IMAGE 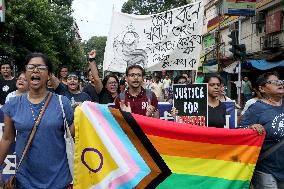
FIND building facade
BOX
[201,0,284,100]
[202,0,284,69]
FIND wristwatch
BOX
[88,57,96,62]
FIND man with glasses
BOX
[114,65,159,118]
[0,63,17,106]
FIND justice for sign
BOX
[174,87,204,99]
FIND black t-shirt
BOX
[62,90,92,103]
[47,83,67,94]
[60,82,67,89]
[208,102,226,128]
[99,88,115,104]
[0,77,17,105]
[82,84,99,103]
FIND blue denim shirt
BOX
[2,93,73,188]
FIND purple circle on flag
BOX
[81,148,103,173]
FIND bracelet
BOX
[88,57,96,62]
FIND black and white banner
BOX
[103,1,204,72]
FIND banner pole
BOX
[237,18,242,107]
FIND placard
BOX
[173,84,208,126]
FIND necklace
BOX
[28,93,48,122]
[263,97,282,106]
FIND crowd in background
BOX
[0,51,283,188]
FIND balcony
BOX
[260,35,281,50]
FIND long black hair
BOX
[102,74,120,93]
[203,73,223,84]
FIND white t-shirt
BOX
[233,81,244,93]
[163,79,171,89]
[151,82,164,101]
[5,91,17,103]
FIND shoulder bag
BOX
[4,92,52,189]
[258,138,284,161]
[249,138,284,189]
[58,95,74,179]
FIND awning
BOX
[247,59,284,70]
[223,61,239,73]
[223,59,284,73]
[202,60,218,73]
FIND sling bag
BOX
[258,138,284,161]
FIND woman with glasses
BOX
[240,71,284,189]
[88,50,120,104]
[5,71,29,103]
[0,52,74,188]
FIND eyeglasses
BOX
[26,64,48,72]
[107,81,118,85]
[1,66,11,70]
[128,73,142,78]
[265,80,284,86]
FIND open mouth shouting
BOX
[68,82,78,91]
[30,75,41,86]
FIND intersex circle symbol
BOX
[81,148,103,173]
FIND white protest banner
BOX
[0,0,5,22]
[103,1,204,73]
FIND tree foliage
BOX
[0,0,85,73]
[121,0,190,15]
[84,36,107,77]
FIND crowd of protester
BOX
[0,50,283,188]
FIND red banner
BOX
[266,11,282,34]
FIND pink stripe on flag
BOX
[87,103,140,188]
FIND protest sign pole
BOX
[237,18,242,106]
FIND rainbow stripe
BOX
[74,102,264,189]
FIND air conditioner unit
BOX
[262,36,280,50]
[273,38,280,47]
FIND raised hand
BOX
[170,106,178,116]
[88,49,96,59]
[146,99,156,117]
[119,100,132,113]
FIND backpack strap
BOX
[120,89,152,103]
[146,89,153,103]
[119,92,126,101]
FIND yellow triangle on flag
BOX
[74,108,119,189]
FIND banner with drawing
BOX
[103,1,204,73]
[173,83,208,127]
